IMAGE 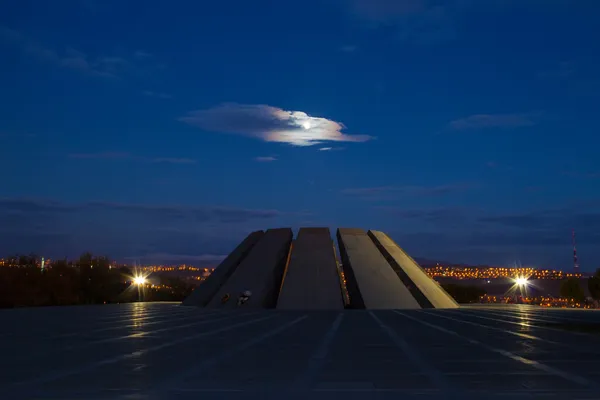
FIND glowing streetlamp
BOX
[133,276,147,285]
[515,277,528,286]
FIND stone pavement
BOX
[1,303,599,399]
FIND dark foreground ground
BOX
[1,303,600,400]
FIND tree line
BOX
[0,253,195,308]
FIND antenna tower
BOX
[572,228,580,274]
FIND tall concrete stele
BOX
[182,227,458,310]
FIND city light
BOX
[424,265,582,280]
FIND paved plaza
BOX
[1,302,600,399]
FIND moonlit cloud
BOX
[255,156,277,162]
[179,103,373,146]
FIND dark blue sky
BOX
[2,0,600,269]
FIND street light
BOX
[515,277,528,286]
[133,276,147,285]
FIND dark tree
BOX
[0,253,192,308]
[588,269,600,301]
[560,278,585,302]
[441,283,485,303]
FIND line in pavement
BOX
[465,308,589,324]
[468,308,600,324]
[454,309,598,339]
[54,310,223,339]
[17,311,261,362]
[153,314,309,392]
[393,310,597,389]
[421,310,600,356]
[6,313,279,391]
[369,311,456,394]
[292,313,344,390]
[0,307,203,339]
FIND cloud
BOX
[142,90,172,99]
[69,152,131,160]
[537,61,575,79]
[448,113,536,130]
[134,50,152,58]
[255,156,277,162]
[152,158,196,164]
[0,26,115,77]
[179,103,373,147]
[561,171,600,180]
[0,198,301,263]
[339,45,358,52]
[319,146,345,152]
[349,0,427,22]
[0,132,37,139]
[0,26,159,78]
[378,203,600,268]
[68,152,196,164]
[347,0,456,45]
[378,204,600,240]
[342,184,472,197]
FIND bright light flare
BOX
[515,277,528,286]
[133,276,147,285]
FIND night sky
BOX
[1,0,600,270]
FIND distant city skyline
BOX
[2,1,600,270]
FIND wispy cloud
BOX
[537,61,575,79]
[152,158,196,164]
[342,184,472,197]
[142,90,172,99]
[69,152,131,159]
[349,0,427,22]
[561,171,600,180]
[134,50,152,58]
[339,45,358,52]
[347,0,455,45]
[0,132,37,139]
[255,156,277,162]
[0,26,158,78]
[68,152,196,164]
[179,103,373,147]
[0,197,305,263]
[448,113,536,131]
